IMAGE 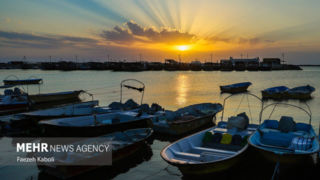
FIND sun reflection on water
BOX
[176,74,189,106]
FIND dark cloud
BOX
[101,26,136,43]
[209,36,273,45]
[100,21,195,44]
[0,30,99,49]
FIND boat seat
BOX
[193,145,237,155]
[202,142,243,152]
[169,149,201,161]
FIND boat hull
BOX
[173,145,248,175]
[261,91,285,99]
[252,145,315,164]
[0,103,29,115]
[220,86,250,94]
[41,118,153,137]
[285,92,312,100]
[29,91,82,104]
[262,91,312,100]
[38,129,152,179]
[153,114,215,136]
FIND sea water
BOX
[0,67,319,179]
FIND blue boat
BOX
[286,85,315,99]
[220,82,252,93]
[261,86,289,99]
[248,103,319,164]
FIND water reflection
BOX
[38,144,153,180]
[176,74,189,106]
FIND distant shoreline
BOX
[299,65,320,66]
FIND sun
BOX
[176,45,190,51]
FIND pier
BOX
[0,57,302,71]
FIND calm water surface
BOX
[0,67,319,179]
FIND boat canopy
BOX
[3,78,43,85]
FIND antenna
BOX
[241,53,243,59]
[139,53,142,62]
[178,54,181,63]
[49,56,52,63]
[281,53,285,64]
[211,53,213,63]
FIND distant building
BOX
[220,57,260,66]
[263,58,282,70]
[262,58,281,65]
[165,59,178,64]
[190,60,202,65]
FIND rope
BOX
[268,103,278,120]
[272,161,280,180]
[246,94,253,122]
[234,94,245,115]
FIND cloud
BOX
[0,30,99,49]
[100,21,196,45]
[209,36,273,45]
[101,26,136,43]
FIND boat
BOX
[37,128,153,179]
[161,93,261,175]
[39,111,154,137]
[152,103,223,136]
[220,82,252,93]
[0,87,29,115]
[2,75,83,105]
[21,100,107,119]
[261,86,289,99]
[286,85,315,99]
[248,102,319,164]
[28,90,83,104]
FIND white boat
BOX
[39,111,154,137]
[161,93,261,175]
[152,103,223,136]
[0,87,29,115]
[28,90,83,104]
[21,100,108,119]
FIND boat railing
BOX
[258,102,312,125]
[3,75,43,93]
[80,91,94,101]
[221,92,264,124]
[120,79,145,105]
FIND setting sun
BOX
[176,45,190,51]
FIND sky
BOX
[0,0,320,64]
